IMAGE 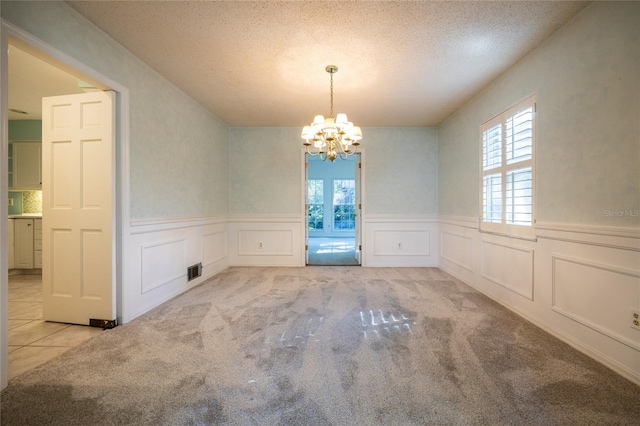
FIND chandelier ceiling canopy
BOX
[301,65,362,162]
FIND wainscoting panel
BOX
[141,239,185,295]
[228,215,304,266]
[202,230,228,268]
[123,216,229,323]
[238,230,293,256]
[364,216,438,267]
[372,230,430,256]
[437,215,640,385]
[552,255,640,351]
[480,239,534,300]
[440,230,473,272]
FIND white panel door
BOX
[42,91,115,325]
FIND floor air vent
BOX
[188,263,202,281]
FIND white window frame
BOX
[480,94,536,240]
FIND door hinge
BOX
[358,163,361,169]
[358,203,361,210]
[305,245,308,251]
[305,163,308,169]
[359,245,362,251]
[90,318,117,329]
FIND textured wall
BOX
[229,127,438,216]
[229,127,302,215]
[2,1,229,219]
[365,127,438,215]
[438,1,640,227]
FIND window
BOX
[333,179,356,230]
[481,95,535,239]
[307,180,324,230]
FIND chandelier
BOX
[301,65,362,162]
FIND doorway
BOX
[2,24,127,389]
[305,153,362,266]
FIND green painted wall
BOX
[8,120,41,141]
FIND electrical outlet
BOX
[398,243,402,249]
[632,309,640,331]
[8,198,14,206]
[259,242,263,249]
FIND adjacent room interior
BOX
[1,1,639,424]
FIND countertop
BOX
[8,213,42,219]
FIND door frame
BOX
[0,19,131,389]
[300,149,365,266]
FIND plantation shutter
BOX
[481,95,536,239]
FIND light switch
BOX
[8,198,13,206]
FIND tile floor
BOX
[7,274,104,380]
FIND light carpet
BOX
[2,266,639,425]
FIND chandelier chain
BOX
[329,71,334,119]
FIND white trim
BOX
[438,215,479,229]
[301,148,366,266]
[536,222,640,251]
[130,215,227,234]
[0,20,9,391]
[536,222,640,238]
[228,214,303,223]
[366,214,437,223]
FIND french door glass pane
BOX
[333,180,355,230]
[308,180,323,230]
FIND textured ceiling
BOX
[66,1,589,127]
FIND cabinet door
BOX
[13,142,42,189]
[8,219,15,269]
[34,219,43,269]
[14,219,34,269]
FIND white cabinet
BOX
[12,141,42,189]
[8,219,15,269]
[34,219,43,268]
[14,219,35,269]
[11,218,43,270]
